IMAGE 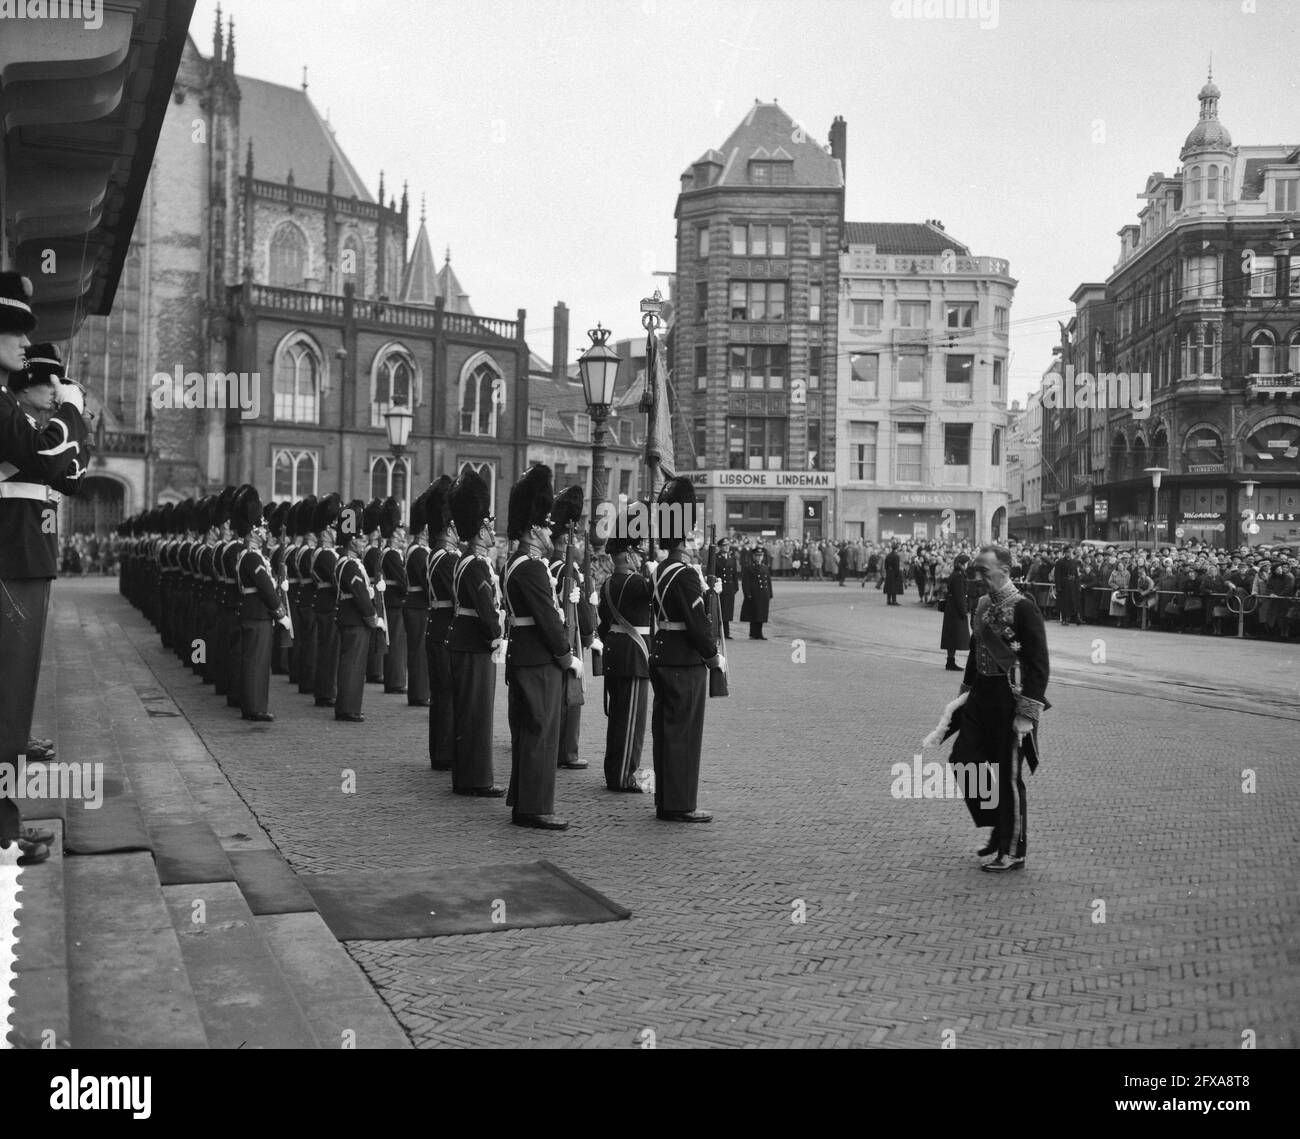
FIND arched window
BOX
[1288,330,1300,374]
[1222,167,1230,202]
[458,460,497,522]
[369,455,411,513]
[459,356,504,436]
[272,449,318,501]
[1241,415,1300,474]
[1250,329,1276,376]
[341,233,364,295]
[1207,164,1219,201]
[1188,166,1201,203]
[269,222,308,287]
[1182,424,1225,471]
[273,333,322,422]
[370,346,418,428]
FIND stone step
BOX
[7,819,69,1049]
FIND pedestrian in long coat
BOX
[941,553,971,668]
[883,543,904,604]
[740,545,773,638]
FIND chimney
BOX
[829,115,847,178]
[552,302,569,382]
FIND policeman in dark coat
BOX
[311,493,343,707]
[446,468,504,796]
[502,464,582,830]
[333,498,378,722]
[1052,548,1082,625]
[0,284,89,864]
[649,477,725,822]
[549,486,594,771]
[717,537,739,640]
[423,476,458,770]
[949,544,1051,872]
[598,511,653,792]
[941,553,971,670]
[740,543,773,639]
[232,485,285,721]
[378,497,408,693]
[402,486,433,707]
[883,541,904,604]
[294,494,320,696]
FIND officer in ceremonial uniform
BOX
[295,494,320,695]
[649,477,726,822]
[598,512,653,792]
[740,543,773,640]
[282,501,305,684]
[209,488,237,695]
[172,500,196,668]
[717,537,739,641]
[502,464,582,830]
[362,499,386,684]
[445,468,505,796]
[423,475,458,769]
[220,493,246,708]
[312,493,343,707]
[268,502,292,675]
[402,486,433,707]
[548,486,594,771]
[949,544,1051,873]
[194,497,221,684]
[378,497,408,693]
[0,275,89,864]
[232,485,285,721]
[333,499,378,722]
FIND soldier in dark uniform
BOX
[194,497,221,684]
[649,478,726,822]
[232,485,285,721]
[598,511,653,792]
[0,279,89,863]
[334,498,378,722]
[717,537,739,640]
[740,543,773,639]
[941,553,971,670]
[423,476,458,770]
[402,486,433,707]
[379,497,408,693]
[883,541,904,605]
[1052,547,1082,626]
[446,468,504,796]
[311,493,343,708]
[282,501,305,685]
[502,464,582,830]
[295,494,320,695]
[220,495,245,709]
[949,544,1051,872]
[362,499,386,684]
[172,500,196,668]
[268,501,292,675]
[548,486,593,771]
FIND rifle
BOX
[583,529,603,676]
[705,524,729,697]
[562,520,585,707]
[372,550,390,649]
[276,558,295,642]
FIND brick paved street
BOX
[76,578,1300,1048]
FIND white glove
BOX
[590,637,604,654]
[568,585,581,605]
[713,579,723,594]
[589,590,599,607]
[375,578,386,593]
[711,654,727,672]
[569,656,585,679]
[56,380,85,413]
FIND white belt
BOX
[506,615,535,627]
[429,600,454,609]
[456,606,485,617]
[240,587,258,594]
[658,621,687,631]
[610,625,651,635]
[0,482,61,503]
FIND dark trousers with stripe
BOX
[336,623,369,716]
[383,594,407,690]
[0,580,50,843]
[366,620,384,682]
[212,608,231,694]
[272,620,289,675]
[297,605,317,693]
[427,636,455,769]
[650,664,707,813]
[603,675,648,790]
[315,612,339,702]
[198,598,219,681]
[286,599,301,684]
[449,650,496,790]
[952,678,1028,859]
[225,609,243,707]
[403,606,429,703]
[240,620,272,716]
[159,577,173,648]
[556,700,582,766]
[506,664,561,816]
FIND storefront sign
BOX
[1062,494,1093,515]
[1094,499,1109,521]
[1257,512,1297,522]
[1181,512,1223,520]
[688,471,836,489]
[1186,463,1225,474]
[897,492,956,505]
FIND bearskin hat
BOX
[313,492,342,535]
[606,505,647,557]
[507,464,554,541]
[449,467,492,541]
[337,498,367,547]
[408,486,430,536]
[174,498,196,535]
[426,475,454,536]
[215,485,237,528]
[548,485,584,543]
[232,484,263,538]
[362,498,382,536]
[262,501,277,526]
[158,502,175,535]
[297,494,318,537]
[656,476,697,547]
[271,500,291,535]
[379,496,402,539]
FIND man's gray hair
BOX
[978,544,1014,571]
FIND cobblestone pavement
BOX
[81,577,1299,1048]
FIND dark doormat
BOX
[228,849,318,915]
[149,820,235,885]
[299,860,631,940]
[63,776,152,856]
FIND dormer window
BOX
[749,160,792,185]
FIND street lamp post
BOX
[1144,466,1167,553]
[1238,478,1260,549]
[578,323,621,552]
[383,397,414,513]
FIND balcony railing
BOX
[97,430,146,456]
[246,285,346,319]
[1247,373,1300,397]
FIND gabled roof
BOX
[843,222,970,256]
[237,74,373,201]
[685,101,843,189]
[435,256,473,315]
[400,219,439,304]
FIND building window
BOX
[994,306,1009,333]
[697,225,710,258]
[725,498,786,532]
[272,449,318,501]
[748,160,792,185]
[993,358,1005,390]
[808,345,821,390]
[898,301,928,328]
[850,352,879,396]
[1274,178,1299,213]
[370,349,415,428]
[727,416,787,470]
[1188,165,1201,203]
[696,280,708,321]
[341,233,364,295]
[944,423,972,466]
[807,419,820,471]
[573,413,591,443]
[619,468,632,498]
[695,345,708,390]
[694,417,706,468]
[1250,329,1277,375]
[850,300,882,328]
[369,455,410,507]
[848,421,877,481]
[1290,331,1300,374]
[945,302,976,330]
[1248,255,1277,298]
[946,354,974,385]
[273,333,322,422]
[268,222,308,287]
[1200,326,1217,375]
[732,223,788,257]
[728,344,788,390]
[528,406,545,435]
[1207,164,1219,201]
[809,283,822,322]
[458,460,497,519]
[809,225,823,257]
[991,427,1002,466]
[896,423,924,482]
[897,354,924,395]
[460,358,503,435]
[1291,262,1300,297]
[729,280,786,321]
[1184,254,1218,299]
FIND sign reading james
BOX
[686,471,836,489]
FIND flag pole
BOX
[640,289,665,557]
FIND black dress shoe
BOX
[978,833,1000,857]
[334,712,365,723]
[455,785,506,797]
[945,661,962,671]
[656,809,713,823]
[226,698,242,709]
[314,697,336,708]
[607,784,645,793]
[558,760,588,770]
[410,698,431,707]
[430,762,452,771]
[981,854,1024,873]
[511,813,569,830]
[385,686,407,694]
[242,712,275,722]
